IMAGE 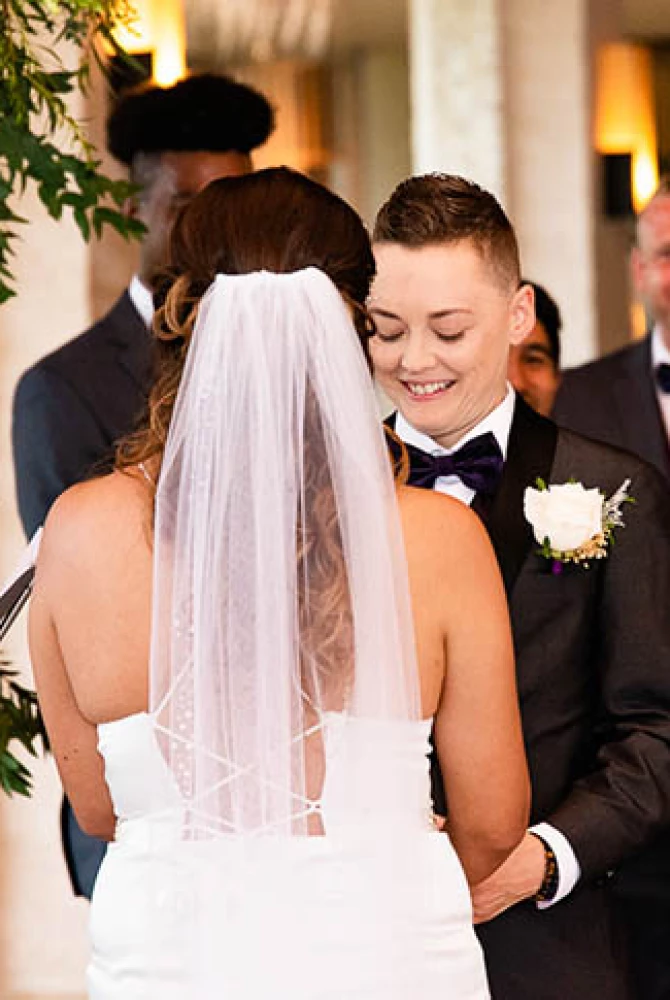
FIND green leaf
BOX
[0,659,48,797]
[73,204,90,240]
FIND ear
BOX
[508,283,535,347]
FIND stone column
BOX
[501,0,600,366]
[409,0,507,201]
[0,49,93,1000]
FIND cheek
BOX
[647,264,670,293]
[369,341,401,375]
[528,368,559,398]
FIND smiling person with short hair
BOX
[370,172,670,1000]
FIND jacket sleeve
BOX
[547,461,670,880]
[11,364,110,538]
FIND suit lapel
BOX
[108,291,154,394]
[612,336,670,478]
[486,397,558,596]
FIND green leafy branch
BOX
[0,662,48,797]
[0,0,146,302]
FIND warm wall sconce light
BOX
[595,42,659,215]
[151,0,187,87]
[112,0,186,88]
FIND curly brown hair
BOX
[116,167,391,707]
[117,167,376,475]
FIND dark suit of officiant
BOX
[553,334,670,482]
[12,290,152,898]
[394,396,670,999]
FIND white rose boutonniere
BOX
[523,478,634,572]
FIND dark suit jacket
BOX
[12,290,153,898]
[553,334,670,482]
[394,398,670,999]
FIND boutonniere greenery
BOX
[523,478,634,572]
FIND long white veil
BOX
[149,267,420,842]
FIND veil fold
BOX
[149,267,420,840]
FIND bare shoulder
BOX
[39,469,152,576]
[396,484,490,558]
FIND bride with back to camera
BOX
[29,166,529,998]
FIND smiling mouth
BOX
[402,380,455,398]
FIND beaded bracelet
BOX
[531,833,559,902]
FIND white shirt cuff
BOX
[530,822,581,909]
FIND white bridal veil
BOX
[149,267,420,841]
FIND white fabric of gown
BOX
[87,711,490,999]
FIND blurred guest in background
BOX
[552,176,670,1000]
[553,178,670,483]
[507,281,561,416]
[11,72,274,901]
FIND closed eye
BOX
[434,330,465,343]
[374,329,405,343]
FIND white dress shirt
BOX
[395,385,580,907]
[128,274,154,328]
[651,325,670,440]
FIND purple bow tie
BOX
[405,431,504,495]
[656,363,670,394]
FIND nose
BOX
[399,329,437,373]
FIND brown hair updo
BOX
[117,166,376,474]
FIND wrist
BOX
[530,832,559,902]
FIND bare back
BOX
[30,471,528,876]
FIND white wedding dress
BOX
[87,709,490,999]
[84,269,491,999]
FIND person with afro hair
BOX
[11,73,274,901]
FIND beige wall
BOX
[331,47,412,226]
[0,192,90,998]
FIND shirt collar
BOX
[128,275,154,329]
[651,324,670,368]
[395,384,516,459]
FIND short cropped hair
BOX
[373,174,520,290]
[107,73,275,167]
[524,280,562,368]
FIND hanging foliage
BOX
[0,0,145,303]
[0,1,144,796]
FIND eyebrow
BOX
[368,306,473,320]
[522,342,552,356]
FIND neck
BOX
[431,388,508,451]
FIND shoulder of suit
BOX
[560,337,648,389]
[18,292,145,386]
[555,422,659,487]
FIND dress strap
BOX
[137,462,154,486]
